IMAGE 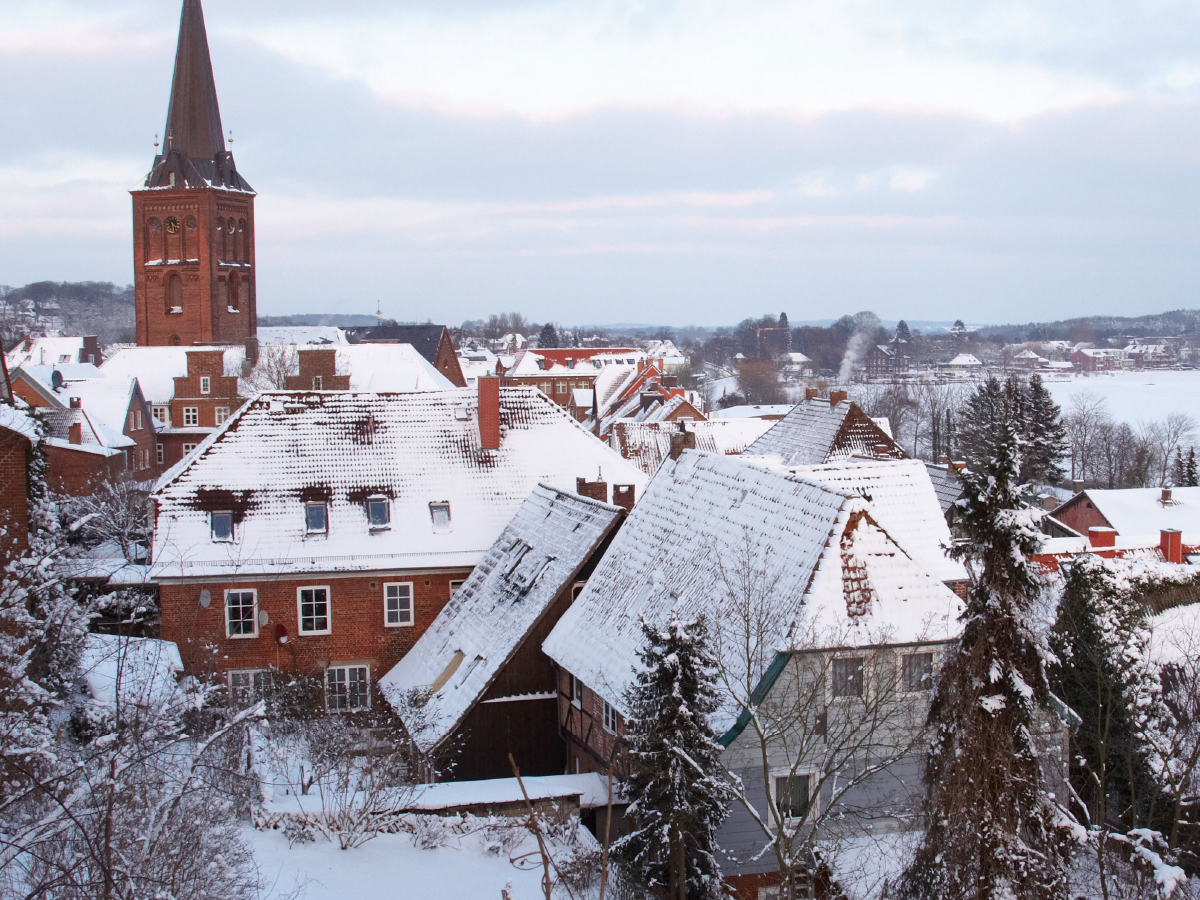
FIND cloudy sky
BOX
[3,0,1200,326]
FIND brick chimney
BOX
[69,397,81,409]
[612,484,635,513]
[874,443,891,459]
[68,423,82,445]
[669,421,697,460]
[1161,528,1183,564]
[805,387,819,401]
[829,390,847,407]
[1072,479,1085,494]
[576,476,608,504]
[1162,487,1174,505]
[1088,526,1116,548]
[478,376,500,450]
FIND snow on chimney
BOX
[576,475,608,504]
[612,484,635,513]
[1162,487,1174,505]
[874,444,891,459]
[1161,528,1183,564]
[669,421,697,460]
[1088,526,1116,549]
[69,397,81,409]
[805,387,819,401]
[829,390,847,407]
[1072,479,1085,494]
[478,376,500,450]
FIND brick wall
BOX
[169,350,243,429]
[0,427,31,553]
[509,375,598,407]
[1052,493,1111,536]
[285,349,350,390]
[43,444,124,496]
[558,667,625,775]
[160,568,473,680]
[435,331,468,387]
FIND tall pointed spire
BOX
[144,0,252,191]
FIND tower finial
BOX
[154,133,159,151]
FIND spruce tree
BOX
[779,312,791,353]
[537,322,559,349]
[1187,448,1199,487]
[1023,375,1067,484]
[953,376,1007,474]
[1173,450,1186,487]
[898,422,1072,900]
[897,320,912,342]
[614,617,730,900]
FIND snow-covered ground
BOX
[1041,371,1200,425]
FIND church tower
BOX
[132,0,257,356]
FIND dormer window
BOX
[368,497,390,529]
[430,501,451,533]
[306,502,328,534]
[200,376,211,395]
[211,511,233,542]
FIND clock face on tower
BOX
[165,216,181,234]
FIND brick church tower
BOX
[132,0,257,357]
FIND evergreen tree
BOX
[614,617,730,900]
[779,312,791,353]
[957,376,1066,484]
[1173,450,1186,487]
[1187,448,1199,487]
[898,422,1072,900]
[953,376,1008,474]
[537,322,559,349]
[1023,375,1068,484]
[896,320,912,342]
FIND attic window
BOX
[430,502,451,533]
[306,502,328,534]
[368,497,390,529]
[504,541,531,577]
[211,511,233,542]
[312,376,323,390]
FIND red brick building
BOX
[132,0,257,356]
[503,348,645,407]
[150,381,648,706]
[0,357,38,554]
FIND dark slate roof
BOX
[744,397,904,466]
[352,324,448,364]
[142,0,252,192]
[923,462,964,514]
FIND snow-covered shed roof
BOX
[257,325,347,346]
[610,419,774,476]
[151,387,648,578]
[784,459,966,583]
[5,336,94,369]
[1073,487,1200,543]
[0,404,41,444]
[542,452,962,724]
[331,345,453,392]
[101,346,246,404]
[380,485,624,752]
[79,633,182,707]
[743,397,903,466]
[570,388,593,408]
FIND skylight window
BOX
[430,501,451,533]
[306,502,328,534]
[210,511,233,542]
[368,497,390,529]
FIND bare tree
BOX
[1156,413,1196,487]
[245,343,298,392]
[1065,391,1109,483]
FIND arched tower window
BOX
[228,272,240,311]
[166,274,183,314]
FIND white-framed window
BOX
[127,412,135,431]
[603,700,617,733]
[901,651,935,693]
[225,589,257,638]
[200,376,211,394]
[325,665,369,711]
[182,442,197,454]
[87,353,95,364]
[831,655,865,699]
[211,511,233,542]
[569,674,583,709]
[769,770,815,824]
[135,410,143,430]
[312,375,323,390]
[429,501,451,533]
[297,586,331,634]
[539,381,551,395]
[156,443,164,465]
[368,496,390,529]
[152,405,168,424]
[215,406,231,425]
[305,502,328,534]
[384,582,413,627]
[556,382,567,394]
[449,579,465,598]
[229,668,272,703]
[183,406,199,426]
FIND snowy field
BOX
[1041,371,1200,424]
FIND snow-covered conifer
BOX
[1024,374,1068,484]
[537,322,560,349]
[614,617,730,900]
[898,421,1073,900]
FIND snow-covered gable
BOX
[101,346,246,404]
[611,419,774,476]
[948,353,983,367]
[257,325,347,346]
[151,387,648,578]
[57,378,141,448]
[541,452,961,723]
[783,459,967,583]
[380,485,624,752]
[744,398,902,466]
[333,345,453,392]
[1081,487,1200,543]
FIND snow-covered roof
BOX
[610,419,774,476]
[570,388,593,407]
[948,354,982,367]
[1078,487,1200,543]
[380,485,624,752]
[923,463,964,513]
[79,633,182,707]
[0,404,41,444]
[5,336,93,369]
[17,363,104,390]
[710,404,794,420]
[257,325,347,346]
[331,345,454,392]
[743,397,902,466]
[404,773,618,811]
[507,348,645,378]
[542,452,962,724]
[784,459,967,583]
[871,416,893,438]
[101,346,247,404]
[151,387,648,578]
[57,378,139,448]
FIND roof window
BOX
[429,501,452,534]
[211,511,233,542]
[368,497,390,530]
[306,501,328,534]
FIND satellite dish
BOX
[258,610,269,627]
[199,589,211,608]
[51,369,64,391]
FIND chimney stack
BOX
[1161,528,1183,564]
[805,387,819,402]
[612,484,636,513]
[69,397,81,409]
[669,421,697,460]
[1072,479,1085,494]
[576,476,608,504]
[874,444,891,459]
[68,423,82,445]
[829,390,847,407]
[1162,487,1173,505]
[478,376,500,450]
[1088,526,1116,549]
